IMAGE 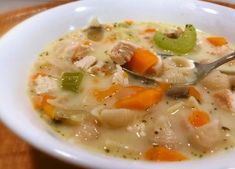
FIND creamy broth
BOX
[29,19,235,161]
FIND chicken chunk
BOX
[213,89,235,113]
[112,65,129,86]
[110,41,136,65]
[146,116,179,148]
[74,55,97,70]
[34,75,57,94]
[201,70,230,90]
[54,39,91,62]
[88,61,115,75]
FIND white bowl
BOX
[0,0,235,168]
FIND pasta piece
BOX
[91,106,137,128]
[74,121,100,141]
[183,117,223,150]
[127,121,146,137]
[160,57,197,84]
[163,56,195,70]
[146,116,179,148]
[161,69,197,84]
[112,65,129,86]
[184,96,200,109]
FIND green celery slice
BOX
[153,24,197,54]
[61,72,83,93]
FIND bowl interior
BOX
[0,0,235,169]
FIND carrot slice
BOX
[144,28,156,33]
[207,37,228,46]
[145,146,187,161]
[124,86,146,93]
[31,72,45,81]
[93,85,122,102]
[189,86,201,102]
[125,20,134,25]
[126,48,158,74]
[43,104,56,119]
[115,88,163,110]
[33,94,56,119]
[188,110,210,127]
[33,96,44,109]
[159,83,171,92]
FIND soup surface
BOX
[29,19,235,161]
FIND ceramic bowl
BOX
[0,0,235,168]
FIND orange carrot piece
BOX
[124,86,146,93]
[125,20,134,25]
[207,37,228,46]
[33,96,44,109]
[126,48,158,74]
[115,88,163,110]
[93,85,122,102]
[144,28,156,33]
[31,72,45,81]
[43,103,56,119]
[159,83,171,92]
[188,110,210,127]
[189,86,201,102]
[145,146,187,161]
[33,94,56,119]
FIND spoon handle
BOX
[197,51,235,76]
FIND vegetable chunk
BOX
[154,24,196,54]
[188,110,210,127]
[115,88,163,110]
[61,72,83,93]
[145,146,187,161]
[207,37,228,46]
[126,48,158,74]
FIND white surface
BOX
[0,0,235,169]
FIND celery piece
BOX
[61,72,83,93]
[154,24,197,54]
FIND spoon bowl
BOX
[123,51,235,85]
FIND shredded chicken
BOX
[110,41,136,65]
[88,61,115,75]
[54,39,92,62]
[112,65,129,86]
[213,89,235,113]
[34,75,57,94]
[74,55,97,70]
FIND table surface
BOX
[0,1,235,169]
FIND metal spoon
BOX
[122,51,235,85]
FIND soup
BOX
[29,19,235,161]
